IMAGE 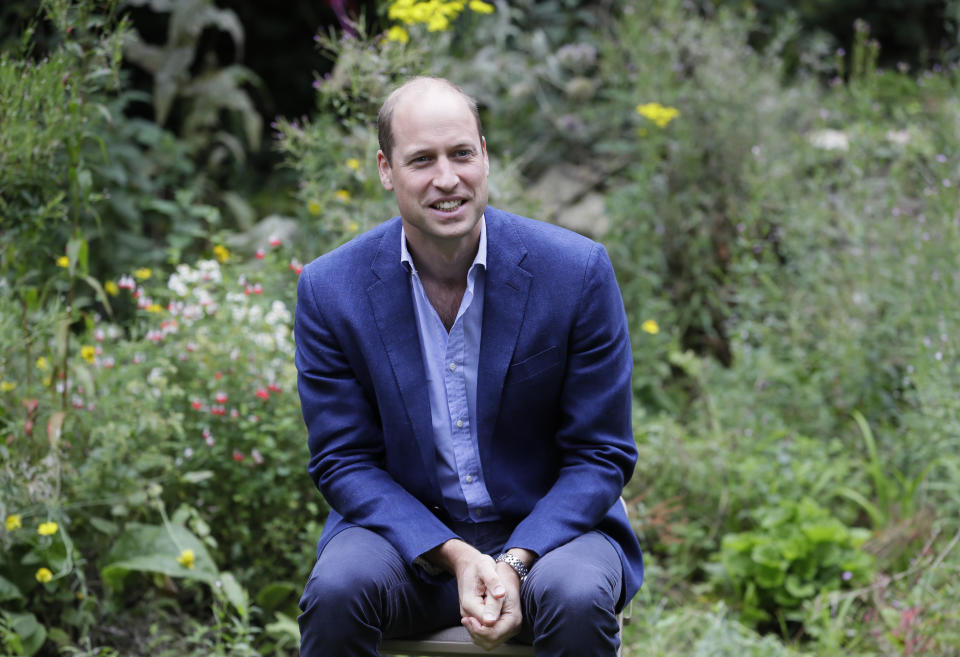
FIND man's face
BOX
[377,86,489,250]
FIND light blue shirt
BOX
[400,219,498,522]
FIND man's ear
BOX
[377,150,394,191]
[481,136,489,176]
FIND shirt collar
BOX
[401,215,487,274]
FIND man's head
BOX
[377,77,484,165]
[376,77,489,253]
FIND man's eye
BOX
[456,150,472,158]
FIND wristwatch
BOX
[495,552,530,582]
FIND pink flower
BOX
[191,399,203,410]
[214,391,228,404]
[232,450,245,462]
[289,259,303,275]
[269,235,282,247]
[255,248,265,260]
[256,388,270,400]
[267,383,282,394]
[215,371,223,380]
[211,405,226,416]
[118,275,136,290]
[251,448,264,465]
[253,283,263,295]
[205,435,215,447]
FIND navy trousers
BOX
[298,521,623,656]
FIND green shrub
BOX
[715,497,874,628]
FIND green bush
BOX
[715,497,874,629]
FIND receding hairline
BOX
[377,76,483,163]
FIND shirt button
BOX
[465,474,474,483]
[456,419,464,428]
[449,362,457,372]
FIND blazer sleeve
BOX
[505,243,636,556]
[295,265,457,567]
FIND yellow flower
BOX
[469,0,495,13]
[0,381,15,392]
[43,377,52,388]
[346,158,361,171]
[335,189,352,202]
[56,256,70,268]
[37,521,58,536]
[104,280,119,296]
[134,268,152,281]
[307,199,323,216]
[177,548,195,570]
[4,514,21,531]
[636,102,680,128]
[641,319,660,335]
[386,25,409,43]
[35,568,53,583]
[347,221,359,233]
[213,245,230,263]
[80,346,96,364]
[36,356,49,370]
[145,304,164,313]
[427,13,450,31]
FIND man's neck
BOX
[404,228,480,287]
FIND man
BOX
[295,76,643,656]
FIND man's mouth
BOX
[431,199,466,211]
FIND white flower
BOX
[168,273,189,297]
[885,129,911,146]
[808,129,849,151]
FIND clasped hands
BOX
[428,539,535,650]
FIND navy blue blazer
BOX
[295,206,644,605]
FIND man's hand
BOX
[424,539,525,648]
[461,560,523,649]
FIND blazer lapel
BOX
[367,220,438,492]
[477,209,532,472]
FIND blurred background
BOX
[1,1,958,655]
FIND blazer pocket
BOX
[507,346,561,385]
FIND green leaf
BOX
[3,611,46,657]
[80,275,112,316]
[0,575,24,603]
[255,581,299,613]
[101,522,218,590]
[181,470,214,483]
[88,517,119,535]
[783,574,817,599]
[264,612,300,643]
[219,572,247,615]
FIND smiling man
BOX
[295,77,643,656]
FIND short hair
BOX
[377,76,484,164]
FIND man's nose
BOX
[432,158,459,190]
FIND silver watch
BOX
[495,552,530,582]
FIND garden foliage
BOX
[2,0,959,655]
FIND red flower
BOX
[191,399,203,410]
[253,283,263,295]
[214,391,228,404]
[267,383,282,394]
[256,388,270,400]
[232,450,245,462]
[269,235,282,247]
[255,248,265,260]
[215,371,223,380]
